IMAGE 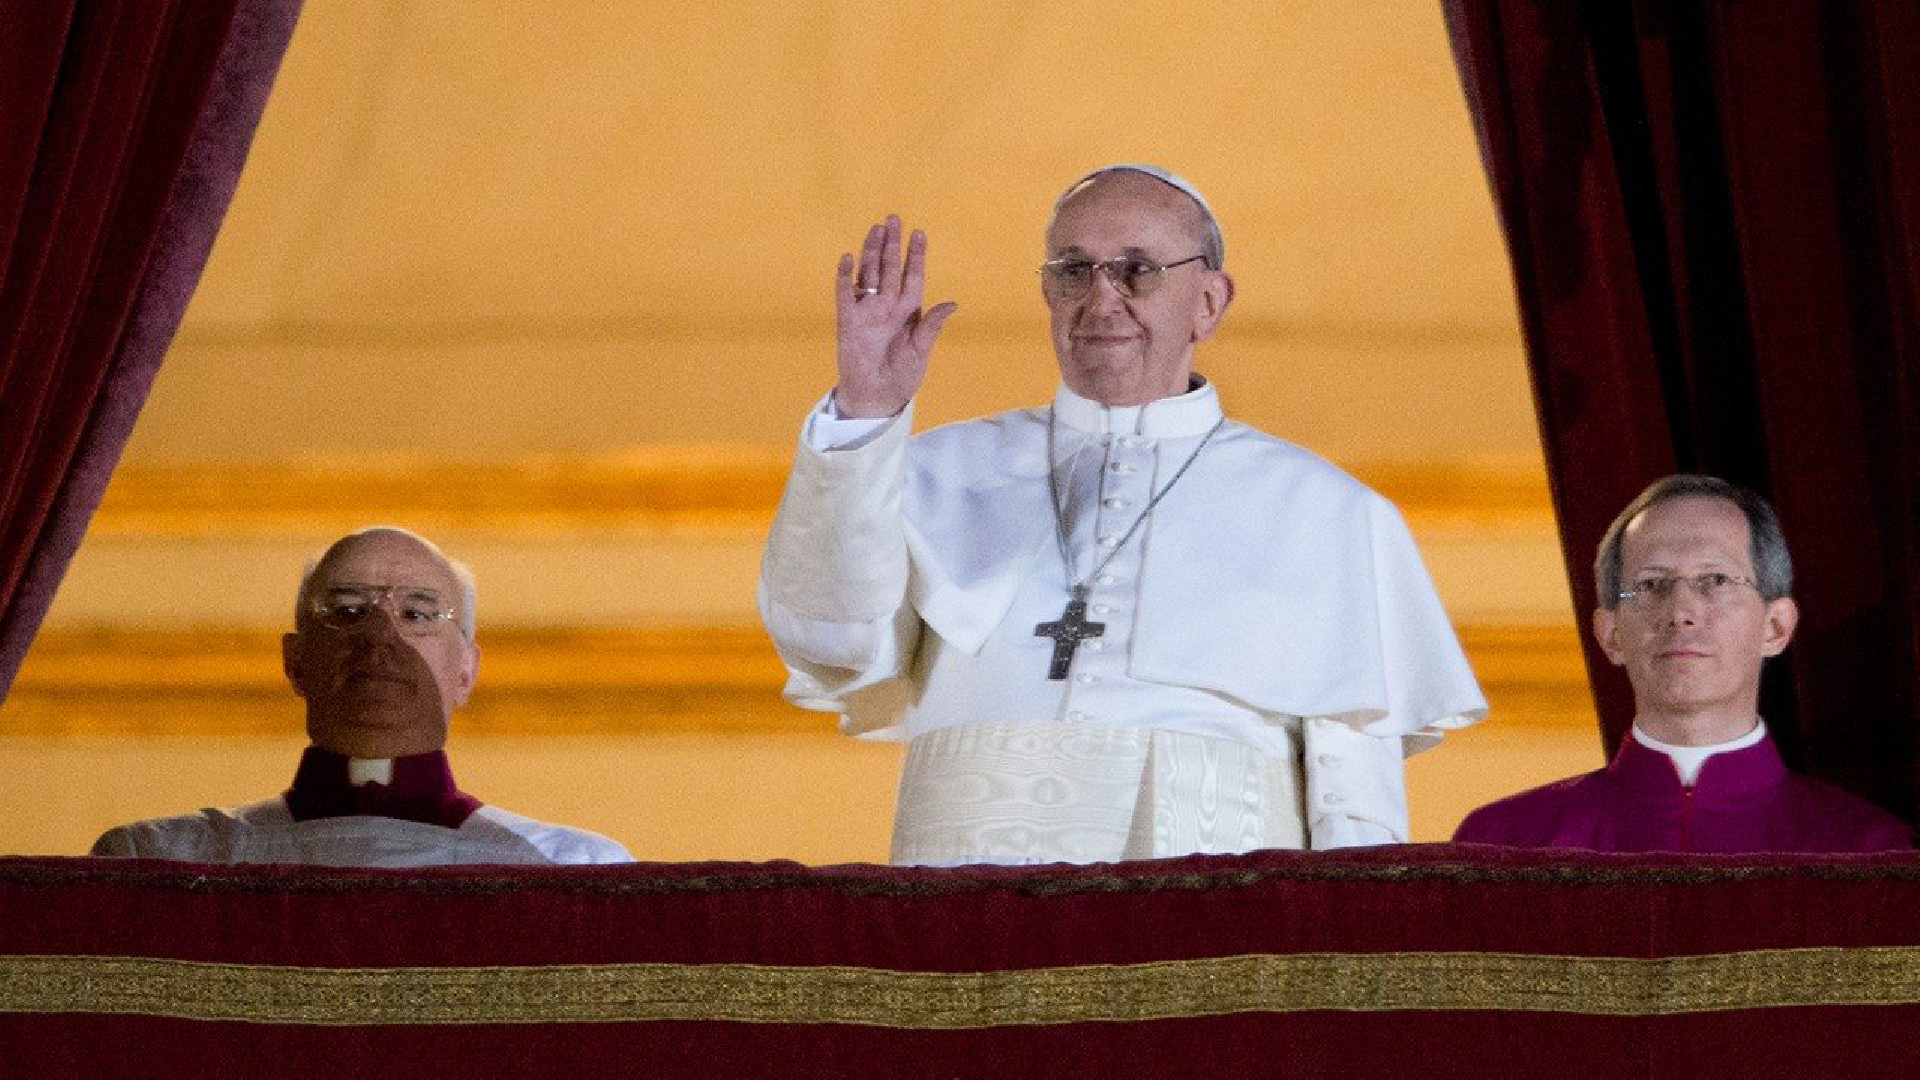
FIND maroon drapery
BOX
[7,848,1920,1078]
[0,0,302,702]
[1445,2,1920,817]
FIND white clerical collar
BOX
[345,758,395,786]
[1632,720,1767,787]
[1051,377,1223,439]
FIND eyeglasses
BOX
[1039,254,1208,301]
[1615,572,1759,609]
[308,583,459,636]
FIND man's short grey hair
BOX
[1049,163,1226,271]
[294,526,478,638]
[1593,474,1793,609]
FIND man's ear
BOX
[1191,271,1235,343]
[1592,607,1626,666]
[282,632,308,698]
[451,640,480,709]
[1761,596,1799,658]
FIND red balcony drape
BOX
[6,847,1920,1078]
[0,0,302,702]
[1444,1,1920,818]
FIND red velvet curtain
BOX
[0,0,302,702]
[1445,1,1920,818]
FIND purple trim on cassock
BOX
[1454,734,1912,853]
[284,748,482,828]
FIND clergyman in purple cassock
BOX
[90,527,630,867]
[1454,475,1910,854]
[1456,721,1908,853]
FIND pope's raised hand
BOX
[833,215,956,418]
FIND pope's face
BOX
[282,530,478,758]
[1593,496,1796,739]
[1045,172,1232,406]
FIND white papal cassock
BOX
[760,378,1485,865]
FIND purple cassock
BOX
[1453,734,1911,853]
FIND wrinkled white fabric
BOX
[893,720,1304,866]
[91,800,631,867]
[761,379,1485,863]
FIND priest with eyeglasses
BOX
[91,527,630,866]
[1454,475,1910,852]
[759,164,1487,866]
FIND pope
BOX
[759,163,1487,865]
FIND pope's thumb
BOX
[914,302,958,352]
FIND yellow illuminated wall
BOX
[0,2,1606,861]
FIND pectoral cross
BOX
[1034,586,1105,680]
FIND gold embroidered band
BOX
[4,948,1919,1027]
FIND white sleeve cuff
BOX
[1308,815,1400,849]
[803,391,901,452]
[1303,716,1410,846]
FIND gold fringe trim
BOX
[5,947,1920,1027]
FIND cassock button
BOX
[1096,574,1117,585]
[1101,497,1127,509]
[1109,462,1135,474]
[1323,792,1345,805]
[1097,536,1118,548]
[1315,754,1341,767]
[1084,640,1104,651]
[1075,673,1095,684]
[1091,604,1112,615]
[1067,711,1087,722]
